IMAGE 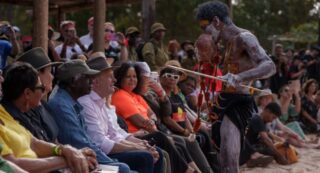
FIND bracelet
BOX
[52,145,62,156]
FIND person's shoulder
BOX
[112,90,130,101]
[80,33,89,40]
[77,94,91,104]
[238,30,257,43]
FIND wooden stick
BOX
[167,65,269,94]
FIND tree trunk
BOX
[32,0,48,51]
[93,0,106,52]
[142,0,155,41]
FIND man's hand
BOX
[80,147,98,171]
[116,32,126,46]
[147,146,159,164]
[61,145,89,173]
[149,80,165,98]
[6,26,16,40]
[220,73,241,87]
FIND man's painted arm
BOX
[237,33,276,82]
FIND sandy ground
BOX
[241,147,320,173]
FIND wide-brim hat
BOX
[16,47,62,70]
[56,59,99,81]
[151,22,166,34]
[126,26,140,36]
[87,54,117,72]
[161,60,187,81]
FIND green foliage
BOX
[233,0,318,49]
[1,0,318,51]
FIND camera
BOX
[0,25,10,35]
[150,71,159,82]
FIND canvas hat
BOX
[87,53,117,72]
[135,62,151,77]
[126,26,139,36]
[161,60,187,81]
[56,59,99,81]
[16,47,62,70]
[151,22,166,34]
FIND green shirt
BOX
[142,38,169,71]
[279,103,299,123]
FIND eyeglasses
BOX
[162,73,180,80]
[34,84,46,93]
[105,29,115,33]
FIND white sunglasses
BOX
[162,73,180,80]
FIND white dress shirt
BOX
[78,91,130,154]
[80,33,93,49]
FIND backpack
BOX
[136,41,158,62]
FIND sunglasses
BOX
[162,73,180,80]
[34,84,46,93]
[105,29,115,33]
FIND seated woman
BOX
[158,65,213,173]
[277,84,305,139]
[112,62,197,173]
[301,79,320,133]
[0,62,96,173]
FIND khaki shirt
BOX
[142,38,169,71]
[128,47,138,62]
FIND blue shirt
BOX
[0,40,12,69]
[48,87,114,164]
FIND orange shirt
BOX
[112,89,151,133]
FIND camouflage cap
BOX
[151,22,166,34]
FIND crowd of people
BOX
[1,1,320,173]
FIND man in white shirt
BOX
[80,17,94,49]
[55,20,86,60]
[78,54,164,173]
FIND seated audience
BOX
[158,65,213,173]
[48,60,132,173]
[78,56,163,173]
[112,62,200,173]
[301,79,320,133]
[0,62,96,172]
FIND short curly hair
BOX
[196,1,231,24]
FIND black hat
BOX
[16,47,62,70]
[181,40,194,50]
[56,59,99,81]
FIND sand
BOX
[241,147,320,173]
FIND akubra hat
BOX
[87,54,118,72]
[16,47,62,70]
